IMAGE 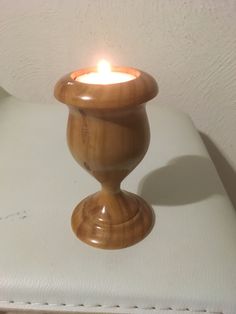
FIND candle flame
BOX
[97,59,111,75]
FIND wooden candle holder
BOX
[54,66,158,249]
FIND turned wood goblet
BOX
[54,66,158,249]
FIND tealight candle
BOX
[76,59,135,84]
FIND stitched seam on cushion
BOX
[0,300,224,313]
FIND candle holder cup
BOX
[54,66,158,249]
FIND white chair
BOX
[0,87,235,314]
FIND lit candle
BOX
[76,60,136,85]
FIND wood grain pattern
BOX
[54,66,157,110]
[54,66,158,249]
[72,191,154,249]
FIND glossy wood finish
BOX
[72,191,154,249]
[54,66,157,110]
[54,66,158,249]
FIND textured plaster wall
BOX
[0,0,235,206]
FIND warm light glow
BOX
[76,59,136,84]
[97,59,111,76]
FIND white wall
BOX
[0,0,235,206]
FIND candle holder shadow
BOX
[54,66,158,249]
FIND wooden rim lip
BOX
[54,66,158,110]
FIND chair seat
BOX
[0,92,235,314]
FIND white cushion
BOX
[0,89,235,314]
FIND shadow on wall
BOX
[138,155,224,206]
[200,132,236,209]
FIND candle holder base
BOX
[71,190,154,249]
